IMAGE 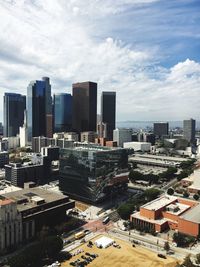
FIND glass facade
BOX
[27,77,52,141]
[101,92,116,141]
[3,93,26,137]
[54,93,72,132]
[59,145,128,203]
[72,82,97,133]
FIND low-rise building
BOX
[1,187,74,251]
[81,131,97,143]
[181,169,200,194]
[113,128,132,147]
[41,146,59,161]
[130,195,200,237]
[123,142,151,152]
[0,151,9,168]
[0,139,8,151]
[2,137,20,150]
[0,197,22,252]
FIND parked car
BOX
[157,254,166,259]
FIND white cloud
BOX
[0,0,199,122]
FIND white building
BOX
[0,198,22,252]
[19,110,28,147]
[53,132,79,141]
[2,137,20,150]
[123,141,151,152]
[113,128,132,147]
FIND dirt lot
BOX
[61,235,179,267]
[75,201,91,211]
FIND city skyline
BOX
[0,0,200,121]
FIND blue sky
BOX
[0,0,200,121]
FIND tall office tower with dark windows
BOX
[3,93,26,137]
[72,81,97,133]
[183,118,196,144]
[101,91,116,140]
[54,93,72,132]
[27,77,52,141]
[153,122,169,138]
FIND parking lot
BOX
[61,235,178,267]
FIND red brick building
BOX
[130,195,200,237]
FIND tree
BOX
[181,255,194,267]
[43,236,63,258]
[173,233,195,248]
[144,188,160,201]
[164,241,170,253]
[8,236,63,267]
[167,188,174,195]
[117,203,135,220]
[195,253,200,265]
[183,191,189,198]
[180,159,196,169]
[193,194,199,201]
[128,170,144,183]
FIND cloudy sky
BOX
[0,0,200,121]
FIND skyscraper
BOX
[101,91,116,140]
[3,93,26,137]
[153,122,169,138]
[19,110,28,147]
[113,128,132,147]
[72,81,97,133]
[54,93,72,132]
[27,77,52,141]
[183,118,196,144]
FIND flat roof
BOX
[133,154,188,162]
[141,196,177,211]
[0,184,22,194]
[166,203,190,216]
[0,198,13,206]
[2,187,69,212]
[131,211,168,225]
[180,204,200,223]
[188,169,200,190]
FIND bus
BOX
[75,231,85,239]
[102,216,110,224]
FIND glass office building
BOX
[54,93,72,132]
[72,81,97,133]
[3,93,26,137]
[59,145,128,203]
[27,77,52,141]
[101,92,116,141]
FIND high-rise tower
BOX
[3,93,26,137]
[19,110,28,147]
[183,118,196,145]
[54,93,72,132]
[72,81,97,133]
[27,77,52,141]
[101,91,116,140]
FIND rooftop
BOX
[142,196,177,211]
[134,154,188,162]
[188,169,200,191]
[180,204,200,223]
[0,198,13,206]
[2,187,69,212]
[165,203,190,216]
